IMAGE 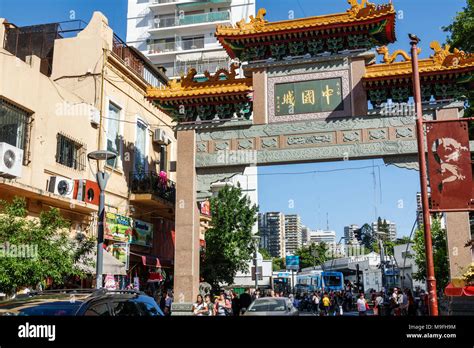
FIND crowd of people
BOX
[185,286,430,316]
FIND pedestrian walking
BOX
[335,292,344,316]
[214,292,232,316]
[230,291,240,316]
[239,289,252,314]
[163,290,173,316]
[356,293,368,316]
[192,295,208,316]
[322,292,331,316]
[373,292,384,316]
[204,294,214,316]
[311,292,320,314]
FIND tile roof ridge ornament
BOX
[234,8,267,32]
[376,45,420,64]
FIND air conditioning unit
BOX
[73,179,86,201]
[48,176,75,199]
[0,142,23,178]
[74,179,100,205]
[90,107,100,126]
[153,129,171,145]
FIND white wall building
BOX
[126,0,255,78]
[232,252,273,289]
[210,166,259,233]
[309,229,336,245]
[393,244,426,291]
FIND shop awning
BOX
[201,50,229,60]
[76,249,127,276]
[444,283,474,297]
[176,52,203,62]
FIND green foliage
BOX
[259,248,271,260]
[412,218,450,293]
[443,0,474,52]
[295,242,331,269]
[0,197,95,295]
[443,0,474,117]
[201,185,258,289]
[272,257,285,272]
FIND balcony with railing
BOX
[147,37,205,54]
[112,34,166,87]
[129,171,176,205]
[150,10,230,29]
[174,57,229,76]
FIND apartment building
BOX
[258,212,285,258]
[372,220,397,241]
[344,224,361,245]
[126,0,255,78]
[0,13,176,286]
[309,229,336,245]
[284,214,302,256]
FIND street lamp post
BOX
[252,235,261,292]
[409,34,439,316]
[87,150,117,290]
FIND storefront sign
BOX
[426,120,473,211]
[199,200,211,217]
[107,243,129,270]
[275,78,343,116]
[105,212,132,243]
[132,219,153,247]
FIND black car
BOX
[0,289,164,316]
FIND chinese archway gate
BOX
[146,0,474,313]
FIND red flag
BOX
[426,120,472,211]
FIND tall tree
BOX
[0,197,95,296]
[443,0,474,117]
[272,257,285,272]
[201,184,258,289]
[411,218,450,293]
[295,242,331,269]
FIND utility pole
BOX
[409,34,439,316]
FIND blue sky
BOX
[0,0,467,238]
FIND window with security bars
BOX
[56,134,86,170]
[0,99,29,150]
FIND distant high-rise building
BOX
[372,219,397,241]
[284,214,302,255]
[309,230,336,245]
[301,225,310,246]
[416,192,423,230]
[126,0,255,78]
[259,212,285,258]
[344,224,360,244]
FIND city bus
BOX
[296,270,344,293]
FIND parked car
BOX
[0,289,164,316]
[243,297,299,316]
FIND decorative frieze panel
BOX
[194,115,427,168]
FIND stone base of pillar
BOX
[171,302,194,316]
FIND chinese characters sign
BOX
[426,120,473,211]
[275,78,343,116]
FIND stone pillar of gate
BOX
[173,128,200,309]
[436,105,473,279]
[252,68,267,125]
